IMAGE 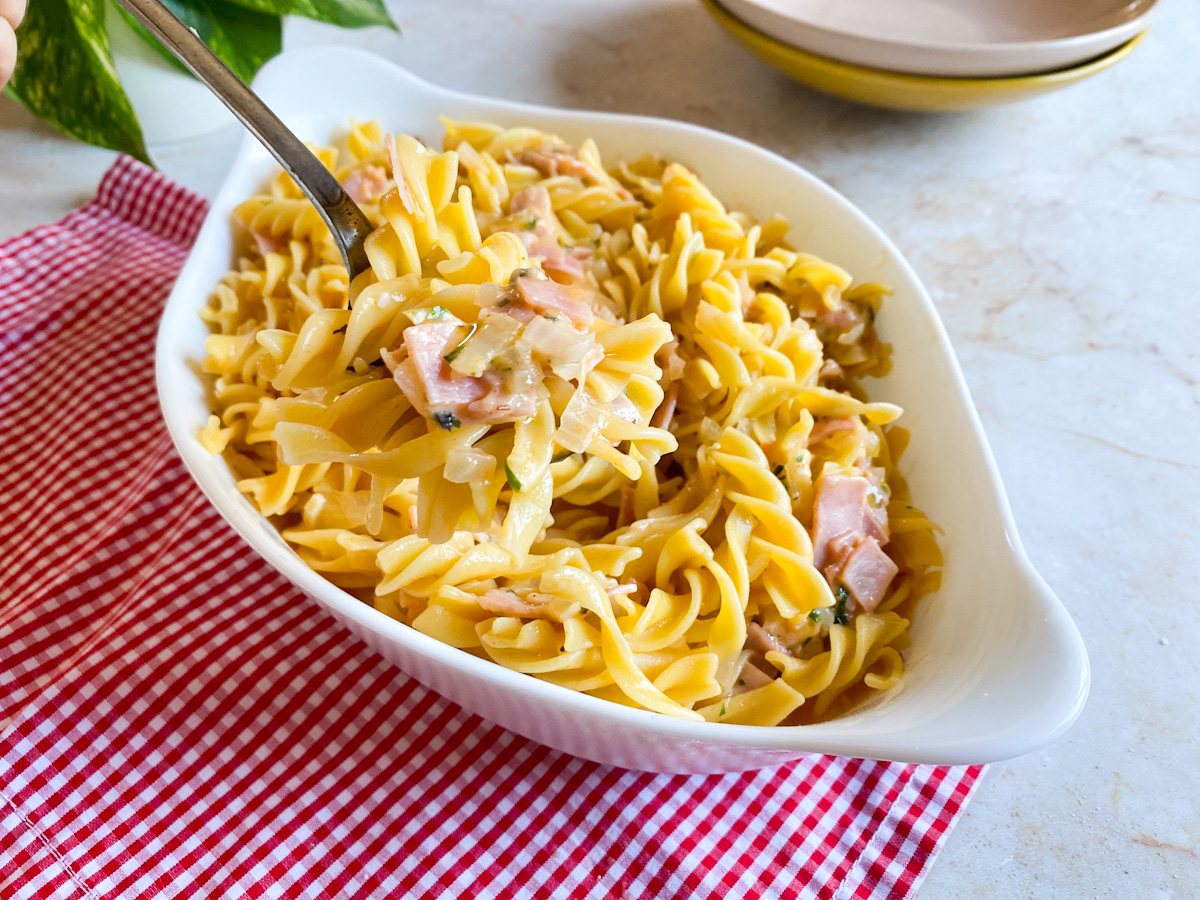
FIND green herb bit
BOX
[719,704,727,717]
[833,586,850,625]
[551,451,574,463]
[772,463,786,483]
[807,609,822,623]
[443,323,478,364]
[433,411,460,431]
[497,298,511,308]
[737,679,745,687]
[521,216,539,231]
[795,452,809,465]
[505,461,523,492]
[429,305,448,319]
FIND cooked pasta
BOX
[199,118,942,725]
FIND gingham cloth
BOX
[0,157,983,900]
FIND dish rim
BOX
[715,0,1156,61]
[704,0,1149,88]
[155,45,1089,766]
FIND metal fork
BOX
[116,0,375,282]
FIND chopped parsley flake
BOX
[429,305,448,319]
[520,216,539,231]
[808,609,822,623]
[443,344,464,363]
[505,461,522,492]
[737,679,745,687]
[834,586,850,625]
[433,411,460,431]
[719,704,727,717]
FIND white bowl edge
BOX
[718,0,1157,77]
[154,46,1089,772]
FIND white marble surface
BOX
[2,1,1198,895]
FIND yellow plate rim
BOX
[701,0,1147,90]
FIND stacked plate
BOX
[701,0,1156,110]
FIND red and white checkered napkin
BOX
[0,157,983,900]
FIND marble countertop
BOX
[2,0,1197,895]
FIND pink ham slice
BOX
[733,661,776,695]
[812,471,897,612]
[512,272,594,328]
[340,165,389,204]
[478,589,555,618]
[812,473,891,565]
[400,323,485,418]
[466,369,536,422]
[251,229,288,258]
[812,474,872,569]
[529,242,590,284]
[511,186,556,233]
[394,323,541,426]
[746,622,787,656]
[808,416,858,444]
[520,147,607,185]
[509,186,593,284]
[829,536,898,614]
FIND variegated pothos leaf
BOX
[4,0,151,164]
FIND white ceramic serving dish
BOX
[156,47,1089,774]
[719,0,1158,77]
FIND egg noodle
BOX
[199,119,941,725]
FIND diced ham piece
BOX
[251,229,288,258]
[529,241,590,284]
[520,147,608,185]
[732,661,776,695]
[808,416,858,444]
[392,324,534,426]
[817,300,868,332]
[466,369,537,422]
[401,323,485,417]
[813,473,891,560]
[746,622,787,656]
[340,165,389,204]
[812,474,872,569]
[812,470,898,613]
[512,271,594,328]
[511,185,556,226]
[828,536,898,614]
[478,588,555,619]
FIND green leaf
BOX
[220,0,394,30]
[4,0,151,163]
[121,0,282,83]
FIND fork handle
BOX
[115,0,374,279]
